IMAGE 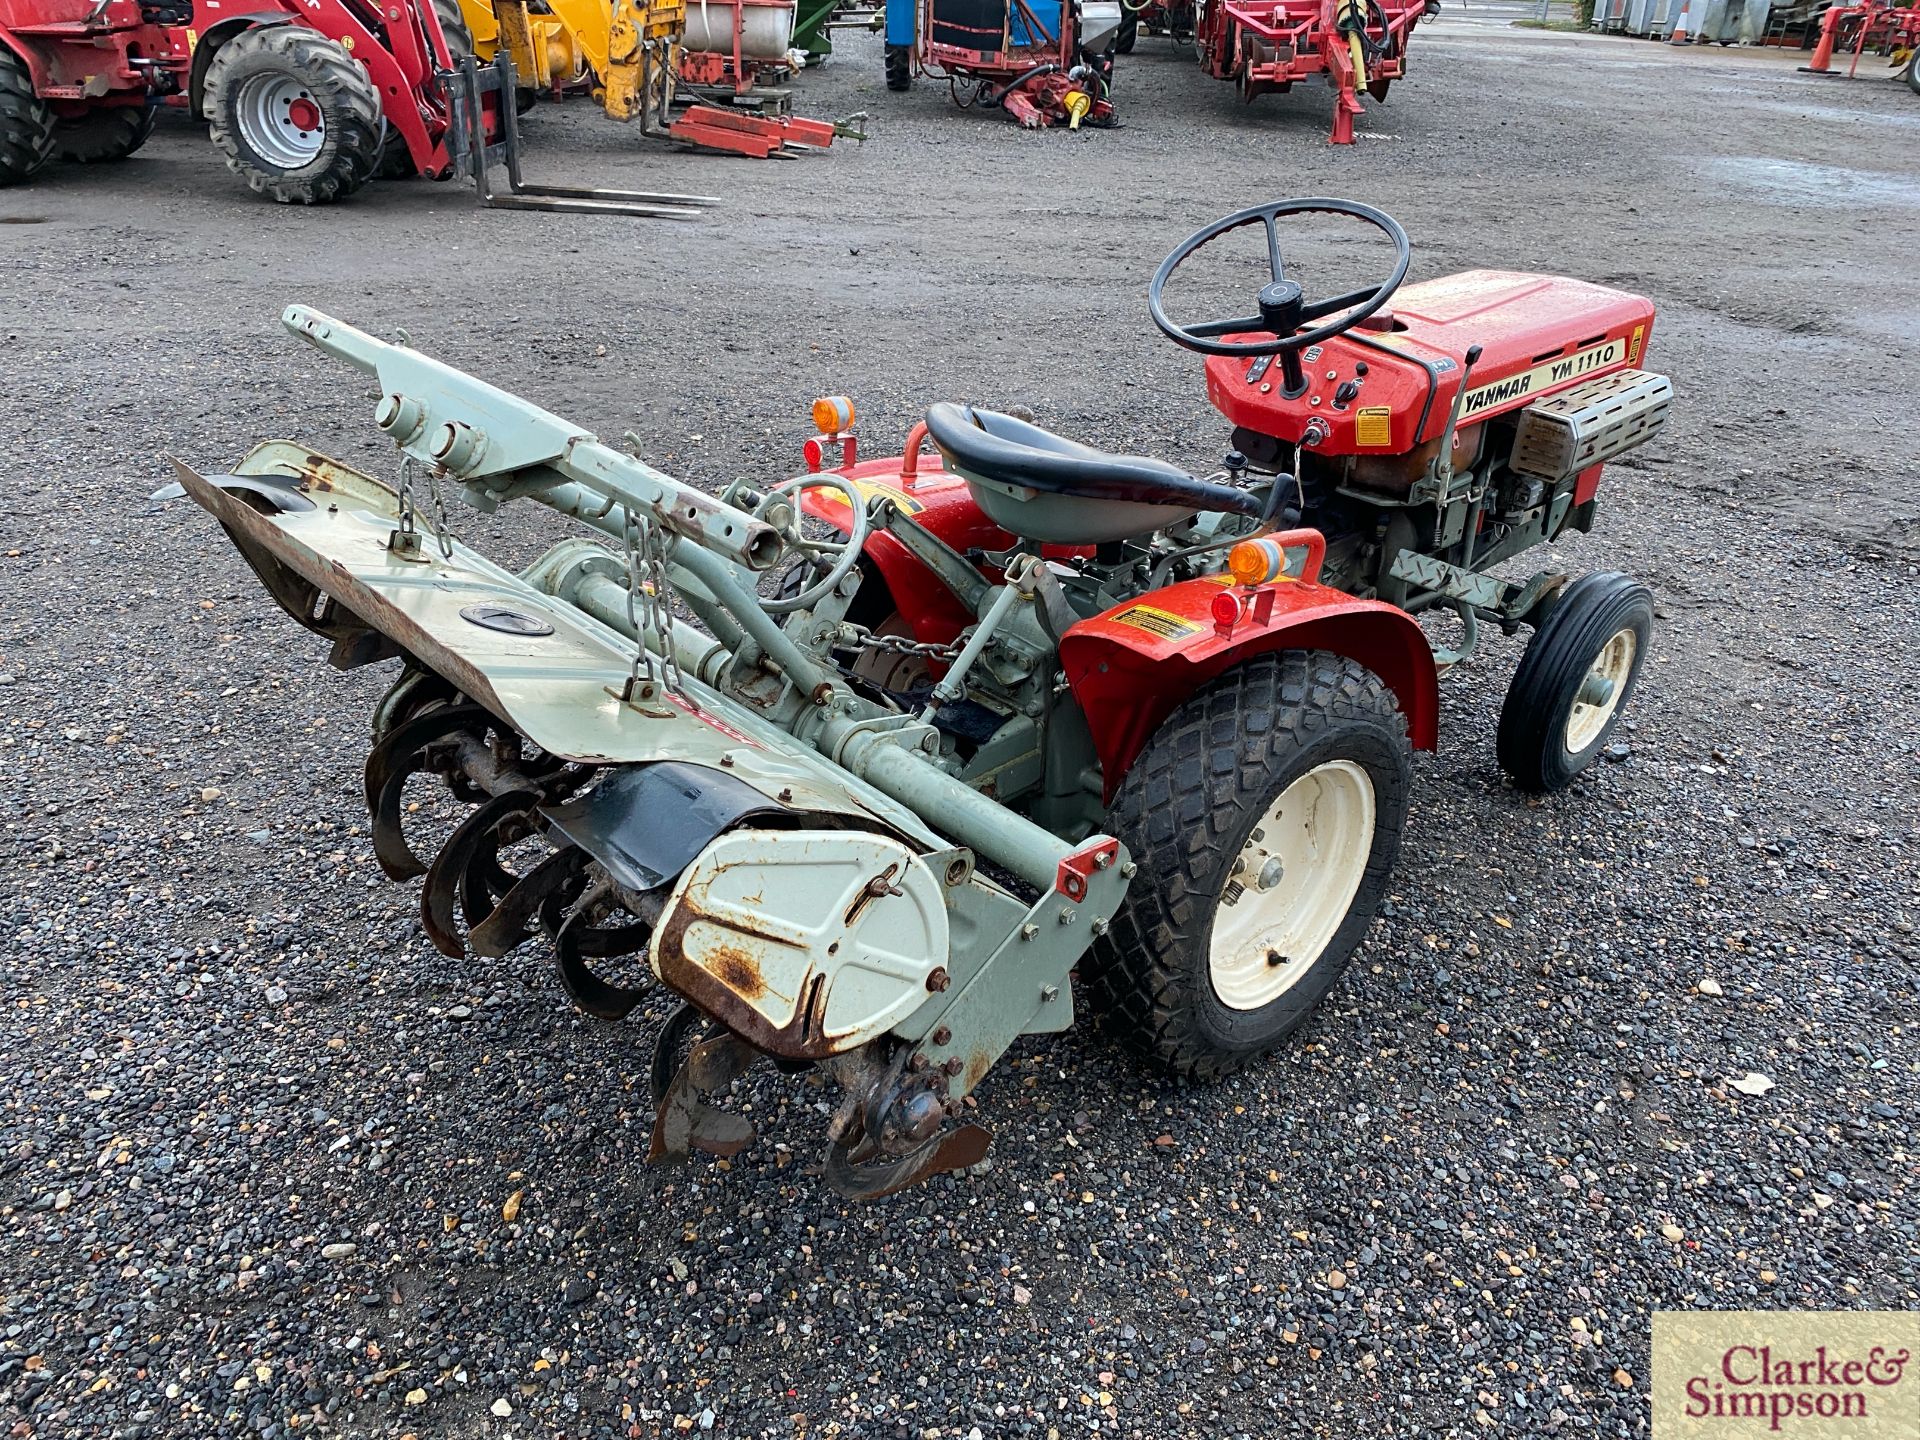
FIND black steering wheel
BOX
[1147,198,1412,394]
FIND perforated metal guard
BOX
[1508,368,1674,482]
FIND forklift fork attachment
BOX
[445,53,720,219]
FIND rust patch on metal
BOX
[964,1051,992,1092]
[709,944,768,1000]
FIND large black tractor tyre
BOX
[432,0,475,57]
[1905,46,1920,95]
[1496,570,1654,793]
[0,49,55,186]
[53,104,156,163]
[1115,7,1139,52]
[1090,651,1412,1080]
[205,25,382,205]
[885,42,913,90]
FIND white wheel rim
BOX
[237,74,326,169]
[1563,626,1637,755]
[1207,759,1376,1012]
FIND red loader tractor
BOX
[0,0,492,201]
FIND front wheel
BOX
[1496,570,1653,792]
[1905,47,1919,95]
[205,25,382,204]
[1092,650,1412,1079]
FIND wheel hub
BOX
[1208,759,1377,1012]
[1564,626,1637,755]
[237,73,327,170]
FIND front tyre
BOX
[1093,651,1412,1079]
[206,25,382,204]
[1115,8,1139,52]
[1496,570,1653,792]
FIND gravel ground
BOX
[2,13,1918,1439]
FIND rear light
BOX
[1211,589,1243,636]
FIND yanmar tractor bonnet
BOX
[171,200,1668,1199]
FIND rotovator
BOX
[173,198,1668,1199]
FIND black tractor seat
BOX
[924,403,1266,544]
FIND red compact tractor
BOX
[171,197,1670,1195]
[1189,0,1435,143]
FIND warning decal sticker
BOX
[1110,604,1201,640]
[1355,406,1393,446]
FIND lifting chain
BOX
[391,455,456,561]
[620,510,686,703]
[839,622,964,664]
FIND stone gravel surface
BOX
[2,14,1917,1439]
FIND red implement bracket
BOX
[668,104,839,157]
[1056,839,1121,901]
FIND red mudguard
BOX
[1058,576,1439,801]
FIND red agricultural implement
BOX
[0,0,706,211]
[1115,0,1196,50]
[1799,0,1920,92]
[887,0,1122,127]
[1194,0,1436,143]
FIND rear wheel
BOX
[432,0,476,57]
[53,104,155,163]
[1116,8,1139,51]
[206,25,382,204]
[1496,571,1653,792]
[885,42,913,90]
[1092,651,1412,1079]
[0,49,55,186]
[1905,47,1920,95]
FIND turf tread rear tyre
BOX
[0,49,55,186]
[53,104,155,163]
[206,26,381,205]
[1090,650,1411,1080]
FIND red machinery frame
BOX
[0,0,183,113]
[917,0,1116,127]
[1798,0,1920,81]
[1195,0,1431,143]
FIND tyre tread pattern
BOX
[206,26,382,205]
[1496,570,1653,792]
[52,105,156,164]
[0,50,55,186]
[1090,650,1409,1080]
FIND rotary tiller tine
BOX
[468,847,580,958]
[552,893,650,1021]
[364,702,494,880]
[822,1124,993,1202]
[421,789,540,959]
[647,1028,759,1163]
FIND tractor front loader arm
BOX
[172,306,1131,1199]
